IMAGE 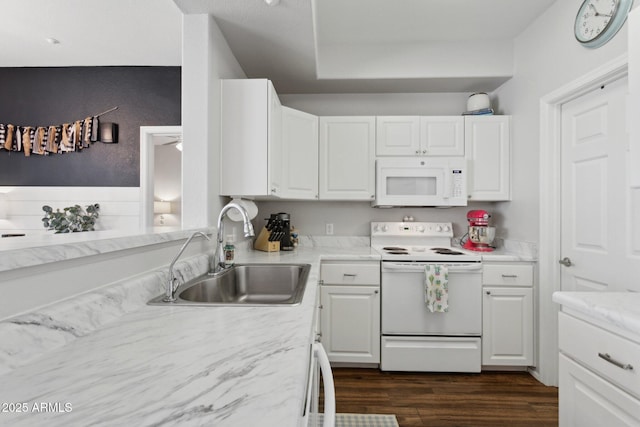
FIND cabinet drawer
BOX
[559,312,640,398]
[321,262,380,285]
[483,264,533,286]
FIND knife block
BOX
[254,227,280,252]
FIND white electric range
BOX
[371,222,483,373]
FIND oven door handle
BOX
[382,263,482,272]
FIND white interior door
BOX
[560,77,640,292]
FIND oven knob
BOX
[443,225,451,232]
[373,224,380,232]
[436,225,443,232]
[417,225,425,232]
[381,224,389,232]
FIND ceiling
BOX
[1,0,557,94]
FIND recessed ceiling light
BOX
[264,0,280,6]
[45,37,60,45]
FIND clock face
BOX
[575,0,618,43]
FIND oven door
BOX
[381,261,482,335]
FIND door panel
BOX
[560,77,640,292]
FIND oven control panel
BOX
[371,222,453,237]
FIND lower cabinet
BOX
[482,287,533,366]
[558,311,640,426]
[319,261,380,364]
[559,354,640,427]
[482,262,534,366]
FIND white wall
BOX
[181,14,246,229]
[492,0,633,242]
[0,187,140,234]
[493,0,638,387]
[280,92,471,116]
[255,201,497,239]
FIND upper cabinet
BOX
[376,116,464,156]
[220,79,511,203]
[376,116,420,155]
[220,79,282,197]
[319,117,376,200]
[220,80,318,199]
[465,115,511,201]
[281,107,319,200]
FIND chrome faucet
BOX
[211,201,255,274]
[163,231,211,302]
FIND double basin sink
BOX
[148,263,311,307]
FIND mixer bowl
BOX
[469,226,496,245]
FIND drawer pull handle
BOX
[502,274,518,278]
[598,352,634,371]
[343,273,357,277]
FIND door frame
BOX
[537,54,627,386]
[139,125,182,230]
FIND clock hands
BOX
[588,2,612,18]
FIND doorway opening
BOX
[140,126,183,230]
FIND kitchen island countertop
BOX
[0,246,379,427]
[553,291,640,338]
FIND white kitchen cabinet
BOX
[376,116,420,155]
[420,116,465,156]
[376,116,464,156]
[465,115,511,201]
[319,117,375,200]
[559,354,640,427]
[220,79,282,197]
[482,262,534,366]
[281,106,318,199]
[558,311,640,427]
[319,261,380,364]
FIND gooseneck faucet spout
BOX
[212,201,255,274]
[164,231,210,302]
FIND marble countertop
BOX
[553,291,640,338]
[0,246,379,427]
[0,227,211,272]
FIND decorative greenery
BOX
[42,204,100,233]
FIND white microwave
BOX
[373,157,468,207]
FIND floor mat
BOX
[318,413,400,427]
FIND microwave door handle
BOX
[443,169,450,199]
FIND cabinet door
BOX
[482,286,533,366]
[319,117,375,200]
[220,79,281,197]
[320,285,380,364]
[268,82,283,197]
[559,354,640,427]
[281,107,318,199]
[420,116,464,156]
[465,116,511,201]
[376,116,420,156]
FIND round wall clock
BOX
[574,0,634,48]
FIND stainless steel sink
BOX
[148,263,311,307]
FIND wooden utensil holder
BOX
[254,227,280,252]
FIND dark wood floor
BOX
[328,368,558,427]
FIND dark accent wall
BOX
[0,67,181,186]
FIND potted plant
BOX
[42,204,100,233]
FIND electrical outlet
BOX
[325,223,334,235]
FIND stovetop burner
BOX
[431,247,465,255]
[370,222,482,262]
